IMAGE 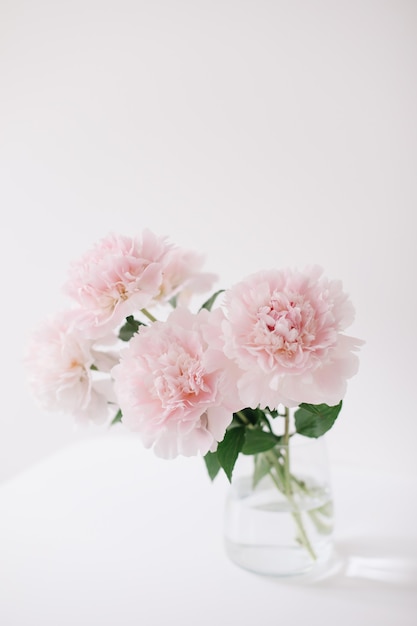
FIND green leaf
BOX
[118,316,144,341]
[216,426,246,482]
[237,407,265,426]
[203,451,221,481]
[200,289,225,312]
[294,401,343,438]
[242,429,281,455]
[110,409,123,426]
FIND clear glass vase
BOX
[223,435,334,577]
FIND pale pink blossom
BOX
[112,307,240,458]
[63,231,170,337]
[25,311,117,424]
[221,266,363,408]
[63,230,216,337]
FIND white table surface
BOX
[0,431,416,626]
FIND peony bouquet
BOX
[26,230,363,565]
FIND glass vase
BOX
[223,435,334,577]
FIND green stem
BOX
[290,475,333,534]
[283,407,291,497]
[279,408,317,561]
[236,411,250,424]
[264,450,285,492]
[141,308,157,323]
[239,407,317,561]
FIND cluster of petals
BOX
[221,266,363,408]
[26,226,365,460]
[112,307,241,458]
[25,310,117,424]
[63,230,216,338]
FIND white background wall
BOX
[0,0,416,482]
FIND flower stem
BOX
[236,411,250,424]
[141,308,157,323]
[281,408,317,561]
[283,407,291,492]
[239,407,317,561]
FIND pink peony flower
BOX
[25,310,117,424]
[63,230,216,337]
[112,307,240,458]
[63,230,170,337]
[221,266,363,408]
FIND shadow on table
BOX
[269,535,417,590]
